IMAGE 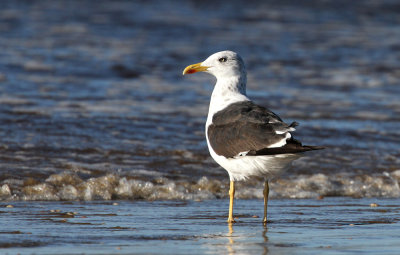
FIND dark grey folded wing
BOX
[207,101,322,158]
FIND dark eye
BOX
[218,57,227,63]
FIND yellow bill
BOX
[182,62,209,75]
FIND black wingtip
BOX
[252,144,324,156]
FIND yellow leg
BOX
[263,180,269,224]
[227,181,236,223]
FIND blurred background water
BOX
[0,0,399,201]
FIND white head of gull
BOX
[183,50,322,224]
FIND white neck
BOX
[206,75,249,125]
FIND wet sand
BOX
[2,198,400,254]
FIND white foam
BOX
[2,171,400,201]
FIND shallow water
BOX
[2,198,400,254]
[0,1,399,199]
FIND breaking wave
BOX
[1,170,400,201]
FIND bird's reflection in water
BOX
[262,225,269,242]
[262,226,269,255]
[225,223,269,255]
[226,223,234,255]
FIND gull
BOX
[183,50,322,223]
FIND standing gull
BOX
[183,51,322,223]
